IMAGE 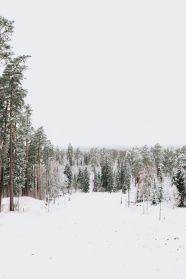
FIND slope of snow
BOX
[0,193,186,279]
[1,196,48,215]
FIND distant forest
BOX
[0,16,186,211]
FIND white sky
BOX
[1,0,186,148]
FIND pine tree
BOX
[115,171,120,191]
[112,172,117,192]
[13,112,26,199]
[90,148,99,168]
[1,55,30,210]
[28,129,38,198]
[77,168,84,190]
[150,179,159,205]
[43,140,54,199]
[163,148,176,177]
[93,170,98,192]
[151,143,164,177]
[72,173,78,191]
[0,17,14,210]
[141,164,155,201]
[84,152,90,165]
[129,148,143,187]
[141,145,153,166]
[49,163,60,200]
[0,89,9,210]
[101,152,113,192]
[34,127,46,200]
[74,147,81,166]
[172,155,186,206]
[82,167,90,192]
[122,162,131,194]
[66,143,74,166]
[23,105,32,196]
[119,161,125,190]
[64,163,72,193]
[0,16,14,64]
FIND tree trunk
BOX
[0,100,9,211]
[46,159,48,201]
[0,167,4,211]
[33,165,37,199]
[37,144,41,200]
[25,141,29,196]
[9,95,14,211]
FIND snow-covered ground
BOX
[0,193,186,279]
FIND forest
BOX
[0,16,186,212]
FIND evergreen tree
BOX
[49,163,60,200]
[82,167,90,192]
[74,147,81,166]
[119,161,125,190]
[84,151,90,165]
[72,173,78,191]
[55,147,65,165]
[141,164,155,201]
[141,145,153,166]
[172,155,186,206]
[163,148,176,177]
[90,148,99,168]
[0,55,30,210]
[0,17,14,209]
[93,170,98,192]
[129,148,143,186]
[43,140,54,199]
[115,171,121,191]
[101,152,113,192]
[151,143,164,177]
[122,162,131,194]
[0,16,14,64]
[112,172,118,192]
[23,105,32,196]
[0,90,9,210]
[77,168,84,189]
[150,179,159,205]
[13,112,26,198]
[34,127,46,200]
[97,172,102,191]
[66,143,74,166]
[64,163,72,193]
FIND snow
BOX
[0,193,186,279]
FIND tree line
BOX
[0,16,186,211]
[64,143,186,207]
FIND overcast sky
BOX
[1,0,186,148]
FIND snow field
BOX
[0,193,186,279]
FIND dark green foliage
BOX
[115,171,120,191]
[64,163,72,192]
[77,168,84,189]
[172,157,186,206]
[0,16,14,64]
[0,55,30,209]
[84,152,90,165]
[101,155,113,193]
[82,167,90,192]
